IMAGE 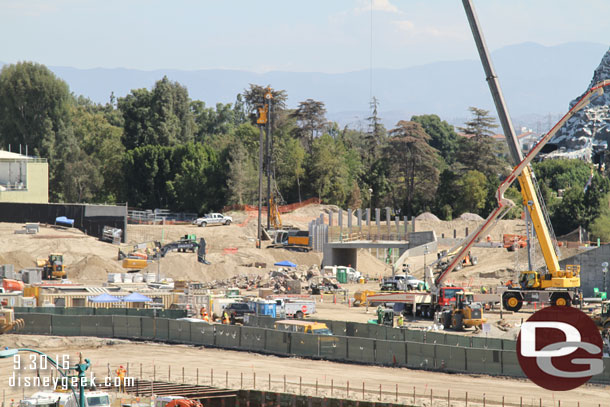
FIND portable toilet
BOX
[336,267,348,284]
[254,300,277,318]
[226,288,240,298]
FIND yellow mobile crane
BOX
[433,0,610,312]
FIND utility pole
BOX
[256,102,269,248]
[265,88,273,230]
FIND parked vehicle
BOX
[274,319,332,335]
[380,274,424,291]
[322,265,361,282]
[274,298,315,318]
[193,213,232,227]
[224,302,255,323]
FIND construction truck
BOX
[592,300,610,330]
[441,291,486,331]
[36,253,66,280]
[451,2,610,313]
[268,229,311,252]
[366,286,468,319]
[435,249,477,271]
[0,308,24,334]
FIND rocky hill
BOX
[547,47,610,159]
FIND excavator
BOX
[121,237,211,271]
[432,0,610,312]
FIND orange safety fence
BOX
[223,198,321,214]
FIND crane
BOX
[427,0,610,311]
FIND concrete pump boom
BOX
[431,80,610,289]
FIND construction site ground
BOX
[1,334,608,406]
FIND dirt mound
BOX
[459,212,484,221]
[415,212,440,222]
[0,250,37,270]
[69,254,125,282]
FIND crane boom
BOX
[432,80,610,288]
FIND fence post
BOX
[197,368,199,385]
[226,371,229,388]
[362,382,365,399]
[430,389,433,406]
[413,386,415,405]
[347,380,350,397]
[331,379,333,397]
[153,365,156,382]
[254,372,256,389]
[211,368,214,386]
[168,365,171,381]
[299,377,302,395]
[466,392,468,407]
[269,373,271,391]
[284,375,287,393]
[182,366,185,383]
[241,372,243,389]
[379,384,382,401]
[448,389,450,406]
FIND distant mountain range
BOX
[2,42,609,130]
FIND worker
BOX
[376,305,384,325]
[115,365,127,392]
[222,310,230,325]
[200,307,209,322]
[397,313,404,328]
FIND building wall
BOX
[559,245,610,297]
[0,161,48,203]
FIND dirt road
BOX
[0,335,607,406]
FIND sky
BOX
[0,0,609,73]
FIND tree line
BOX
[0,61,609,239]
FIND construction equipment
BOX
[268,229,311,252]
[592,301,610,330]
[503,234,527,251]
[443,1,610,312]
[177,234,197,252]
[0,308,24,334]
[368,307,395,326]
[442,291,486,331]
[101,225,122,244]
[122,237,211,270]
[435,249,477,271]
[36,253,66,280]
[269,196,282,230]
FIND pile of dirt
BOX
[69,254,125,282]
[459,212,484,221]
[356,249,391,278]
[414,212,440,222]
[0,250,37,270]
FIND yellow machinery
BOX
[269,196,282,230]
[0,308,24,334]
[36,253,66,280]
[592,301,610,330]
[442,291,486,331]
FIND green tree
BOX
[533,160,592,191]
[458,107,498,137]
[275,137,306,202]
[364,97,387,162]
[226,142,258,205]
[291,99,327,152]
[118,76,195,149]
[589,193,610,241]
[241,84,287,126]
[411,114,459,163]
[385,121,440,216]
[306,134,351,205]
[455,170,488,214]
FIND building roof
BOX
[0,150,32,160]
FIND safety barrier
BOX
[14,313,610,384]
[13,307,187,319]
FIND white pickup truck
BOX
[193,213,233,227]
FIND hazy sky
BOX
[1,0,608,73]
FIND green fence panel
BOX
[486,338,503,350]
[141,317,156,339]
[436,345,466,372]
[95,315,114,337]
[258,316,277,329]
[406,342,435,369]
[80,315,98,336]
[265,329,290,355]
[320,336,347,361]
[386,327,404,341]
[112,315,129,338]
[190,322,215,346]
[502,339,516,351]
[243,315,258,327]
[126,308,155,317]
[126,316,142,338]
[444,334,471,348]
[215,325,241,348]
[51,315,80,336]
[404,329,424,343]
[466,348,501,375]
[500,350,524,377]
[95,308,126,316]
[17,313,52,335]
[425,332,445,344]
[13,307,30,314]
[157,309,187,319]
[374,340,406,366]
[155,318,170,341]
[241,326,267,351]
[591,358,610,384]
[471,337,486,349]
[66,307,94,316]
[346,322,369,338]
[290,332,319,357]
[330,320,347,336]
[167,320,191,343]
[366,324,387,340]
[347,337,376,364]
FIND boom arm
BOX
[433,81,610,288]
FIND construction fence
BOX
[14,313,610,385]
[13,306,186,318]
